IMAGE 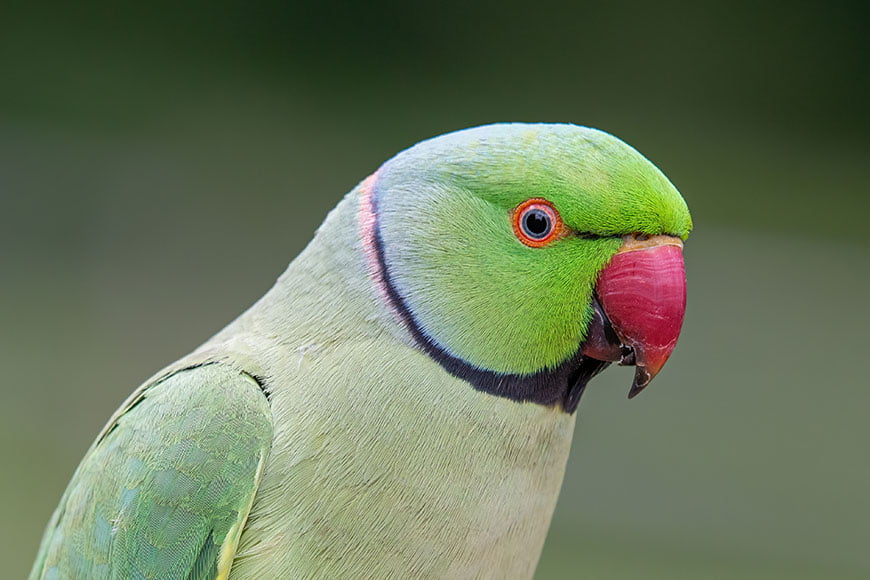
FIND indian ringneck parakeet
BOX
[31,123,691,579]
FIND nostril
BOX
[634,233,652,242]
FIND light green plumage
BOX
[31,123,692,578]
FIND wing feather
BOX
[30,363,273,580]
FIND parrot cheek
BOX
[582,235,687,399]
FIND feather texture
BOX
[30,364,272,580]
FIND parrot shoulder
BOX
[30,362,274,580]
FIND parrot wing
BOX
[30,363,273,580]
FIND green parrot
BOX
[30,123,691,579]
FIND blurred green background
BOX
[2,1,868,578]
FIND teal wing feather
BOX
[30,363,273,580]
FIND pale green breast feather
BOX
[29,363,273,580]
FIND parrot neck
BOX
[210,176,599,415]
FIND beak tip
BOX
[628,366,653,399]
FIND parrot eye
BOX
[512,198,565,247]
[523,209,551,238]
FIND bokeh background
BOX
[3,1,868,578]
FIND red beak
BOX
[581,234,687,398]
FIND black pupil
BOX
[522,209,551,239]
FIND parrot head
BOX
[360,123,691,412]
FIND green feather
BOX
[30,364,272,580]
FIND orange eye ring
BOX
[512,198,567,248]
